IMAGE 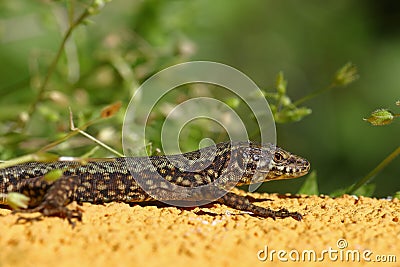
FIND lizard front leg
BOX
[217,192,302,221]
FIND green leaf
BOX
[330,183,375,197]
[393,191,400,199]
[352,183,376,197]
[44,169,64,182]
[7,192,30,210]
[298,170,319,195]
[363,109,394,126]
[329,187,347,197]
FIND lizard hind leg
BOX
[15,175,82,225]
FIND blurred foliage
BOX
[0,0,399,196]
[298,170,319,195]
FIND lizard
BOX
[0,141,310,224]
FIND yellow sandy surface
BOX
[0,190,398,267]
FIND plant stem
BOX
[293,83,335,106]
[348,146,400,194]
[22,7,90,130]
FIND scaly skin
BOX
[0,141,310,224]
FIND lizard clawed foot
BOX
[13,204,83,227]
[272,208,303,221]
[15,214,44,225]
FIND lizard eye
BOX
[274,151,285,162]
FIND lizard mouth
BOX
[261,158,310,180]
[279,162,310,178]
[284,156,310,175]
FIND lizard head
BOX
[235,142,310,185]
[265,146,310,180]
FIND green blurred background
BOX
[0,0,398,196]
